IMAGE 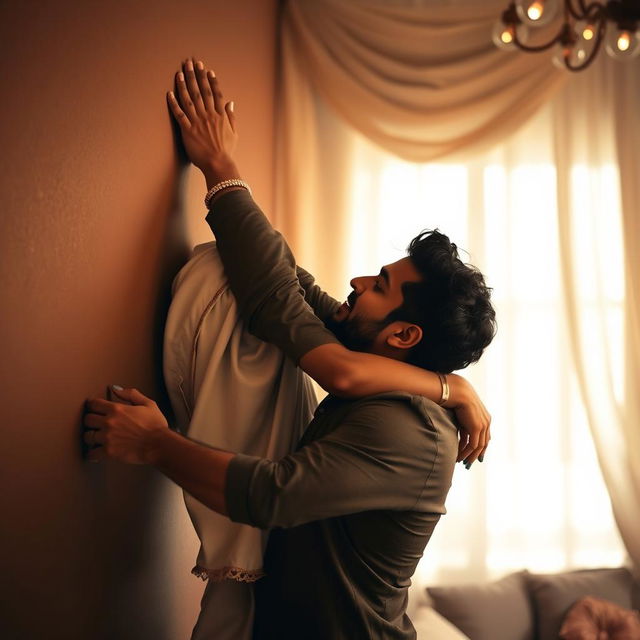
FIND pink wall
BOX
[0,1,277,637]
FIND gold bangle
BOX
[438,373,450,406]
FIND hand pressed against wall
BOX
[167,57,238,173]
[83,387,169,465]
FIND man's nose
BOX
[350,276,372,292]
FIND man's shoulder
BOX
[346,390,454,416]
[330,392,460,483]
[336,391,459,436]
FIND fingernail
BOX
[186,59,193,70]
[229,101,235,112]
[208,69,216,78]
[479,455,484,463]
[178,72,184,81]
[112,385,123,391]
[196,60,204,70]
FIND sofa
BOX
[411,567,640,639]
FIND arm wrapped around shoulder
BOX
[224,396,459,529]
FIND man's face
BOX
[325,257,423,352]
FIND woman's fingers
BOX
[225,101,236,132]
[167,90,190,128]
[479,425,491,462]
[183,58,207,117]
[194,60,216,113]
[464,419,491,466]
[457,431,469,462]
[207,70,224,114]
[175,68,197,123]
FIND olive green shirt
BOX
[206,190,459,640]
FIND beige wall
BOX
[0,1,277,638]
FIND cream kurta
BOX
[162,241,317,582]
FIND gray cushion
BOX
[526,567,637,640]
[426,571,534,640]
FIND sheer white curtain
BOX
[552,56,640,569]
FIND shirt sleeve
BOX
[224,398,446,529]
[296,265,342,323]
[205,189,341,364]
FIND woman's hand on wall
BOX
[83,386,170,465]
[167,57,239,181]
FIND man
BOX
[83,58,496,638]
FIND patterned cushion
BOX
[559,595,640,639]
[526,568,637,640]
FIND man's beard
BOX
[325,313,389,353]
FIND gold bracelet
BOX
[437,373,450,406]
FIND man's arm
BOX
[152,428,232,516]
[147,396,447,528]
[225,397,452,528]
[85,389,450,526]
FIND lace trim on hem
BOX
[191,564,266,583]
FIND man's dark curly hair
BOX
[385,229,497,373]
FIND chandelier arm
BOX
[576,0,590,14]
[584,3,607,21]
[513,26,563,51]
[566,0,588,20]
[564,14,607,70]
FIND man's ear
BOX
[385,322,423,351]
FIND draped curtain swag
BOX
[282,0,566,164]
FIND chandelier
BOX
[493,0,640,71]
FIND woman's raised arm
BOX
[300,343,490,466]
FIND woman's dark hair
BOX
[385,229,497,373]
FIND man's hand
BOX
[446,374,491,468]
[83,387,169,465]
[167,57,239,179]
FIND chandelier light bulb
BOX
[617,31,631,51]
[582,25,595,40]
[527,1,544,21]
[515,0,559,27]
[492,19,520,49]
[605,25,640,60]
